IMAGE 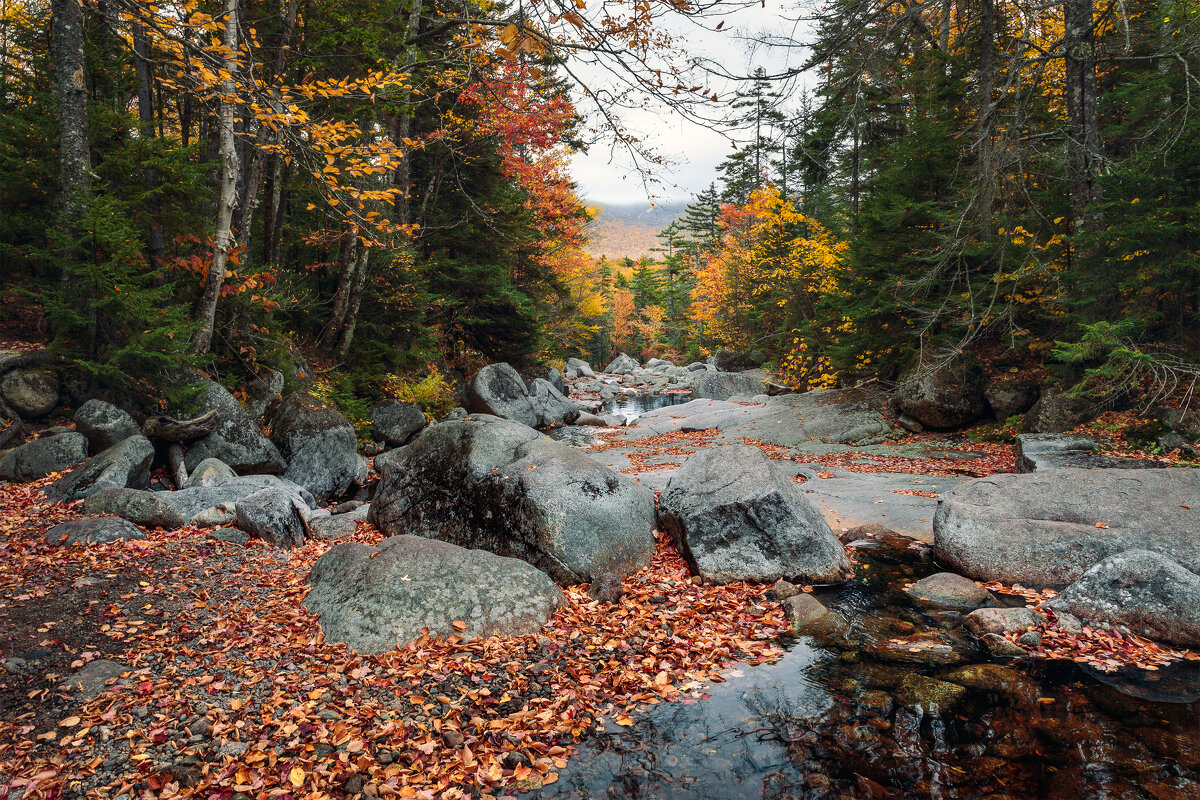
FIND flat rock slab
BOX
[45,517,146,546]
[934,467,1200,586]
[304,535,564,654]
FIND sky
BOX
[566,2,815,206]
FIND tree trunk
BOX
[189,0,240,356]
[51,0,91,234]
[1063,0,1102,246]
[133,23,165,269]
[975,0,996,228]
[320,229,359,350]
[335,247,371,360]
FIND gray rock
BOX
[528,378,580,428]
[191,502,237,528]
[464,363,537,427]
[46,517,146,546]
[934,468,1200,586]
[304,535,564,654]
[688,371,765,401]
[182,457,238,488]
[564,358,595,379]
[963,606,1045,638]
[978,633,1029,657]
[81,488,185,529]
[373,445,406,475]
[985,376,1040,421]
[309,513,360,541]
[0,431,88,481]
[1,368,59,418]
[523,366,567,395]
[166,474,313,523]
[1045,550,1200,649]
[712,348,765,373]
[74,400,139,453]
[271,393,367,501]
[370,400,426,446]
[442,407,469,421]
[243,370,284,419]
[60,659,126,699]
[235,487,311,548]
[369,417,656,585]
[604,353,639,374]
[685,362,709,372]
[892,354,987,430]
[587,573,625,603]
[182,380,286,474]
[1022,387,1093,434]
[904,572,994,611]
[208,528,250,545]
[783,593,831,630]
[572,411,612,427]
[657,444,851,585]
[45,435,154,502]
[1016,433,1161,472]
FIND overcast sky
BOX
[567,2,815,205]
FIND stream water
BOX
[540,535,1200,800]
[601,391,693,420]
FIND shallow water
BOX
[601,391,692,421]
[541,538,1200,800]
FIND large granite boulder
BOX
[523,366,567,396]
[1045,550,1200,649]
[81,487,185,529]
[934,468,1200,586]
[688,371,765,401]
[604,353,639,375]
[45,517,146,546]
[712,349,765,373]
[657,445,850,585]
[564,358,595,379]
[44,435,154,502]
[182,457,237,488]
[1022,387,1093,434]
[528,378,579,428]
[984,376,1040,422]
[304,535,563,654]
[165,474,315,525]
[235,487,311,548]
[463,363,537,427]
[369,417,656,584]
[1016,433,1162,472]
[74,400,139,454]
[271,393,367,501]
[182,381,286,474]
[0,432,88,481]
[370,400,426,447]
[1,369,59,418]
[892,355,987,430]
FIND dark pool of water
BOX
[539,537,1200,800]
[601,391,692,419]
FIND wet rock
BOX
[904,572,994,611]
[1017,433,1162,472]
[765,579,801,601]
[235,487,311,548]
[963,606,1044,638]
[1044,549,1200,649]
[859,690,894,717]
[940,664,1037,702]
[1,368,58,418]
[892,354,987,430]
[895,674,966,713]
[865,634,968,666]
[528,378,580,427]
[985,376,1041,422]
[304,535,563,654]
[369,417,656,584]
[74,399,139,453]
[370,400,426,446]
[182,380,286,474]
[44,435,154,502]
[1022,387,1093,434]
[46,517,146,546]
[0,431,88,481]
[604,353,639,374]
[934,468,1200,585]
[59,659,126,699]
[464,363,538,427]
[81,487,185,529]
[978,633,1028,657]
[657,444,851,585]
[1016,630,1042,647]
[783,593,830,630]
[564,358,595,379]
[271,393,367,501]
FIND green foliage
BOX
[383,368,457,419]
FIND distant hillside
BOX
[585,201,688,260]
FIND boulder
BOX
[271,393,367,501]
[209,528,250,545]
[604,353,639,374]
[963,606,1044,638]
[528,378,580,428]
[685,362,709,372]
[1044,550,1200,649]
[369,417,656,585]
[904,572,994,611]
[44,435,154,502]
[712,348,765,373]
[934,468,1200,586]
[463,363,538,427]
[1,369,59,418]
[191,502,237,528]
[523,366,567,395]
[1016,433,1161,472]
[0,432,89,481]
[45,516,146,546]
[243,370,284,418]
[371,401,426,446]
[165,472,315,526]
[783,593,831,630]
[182,381,286,474]
[564,358,595,379]
[235,487,311,548]
[182,457,238,488]
[81,488,185,529]
[1022,387,1093,434]
[688,370,765,401]
[892,354,987,430]
[656,444,851,584]
[309,512,361,541]
[74,400,139,453]
[984,376,1040,422]
[643,358,675,371]
[304,535,564,654]
[896,674,967,714]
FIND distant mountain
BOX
[585,200,689,260]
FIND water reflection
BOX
[602,391,692,421]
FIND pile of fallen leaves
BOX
[1070,411,1197,465]
[1019,610,1200,673]
[592,429,722,474]
[0,479,786,800]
